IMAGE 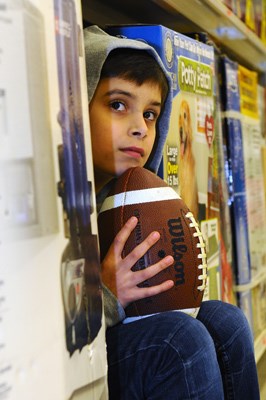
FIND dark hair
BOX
[100,48,169,105]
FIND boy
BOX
[84,25,260,399]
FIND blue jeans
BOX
[106,300,260,399]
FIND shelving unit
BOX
[153,0,266,73]
[233,270,266,362]
[83,0,266,76]
[234,270,266,292]
[82,0,266,362]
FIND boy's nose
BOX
[128,114,148,139]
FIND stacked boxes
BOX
[219,55,266,333]
[218,55,254,328]
[187,32,236,304]
[238,65,266,279]
[219,55,252,286]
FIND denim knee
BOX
[107,311,224,399]
[197,300,254,348]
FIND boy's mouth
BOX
[121,147,144,159]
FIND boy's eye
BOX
[110,101,125,111]
[143,110,157,121]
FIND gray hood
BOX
[83,25,172,173]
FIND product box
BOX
[238,0,266,41]
[215,79,236,304]
[261,0,266,43]
[258,84,266,138]
[254,0,264,36]
[107,25,221,300]
[238,0,256,31]
[222,0,239,14]
[238,65,266,279]
[200,217,221,300]
[213,57,236,304]
[219,55,251,285]
[188,33,236,304]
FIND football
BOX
[97,167,207,318]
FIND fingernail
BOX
[165,256,174,264]
[151,231,160,240]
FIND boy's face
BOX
[89,77,163,191]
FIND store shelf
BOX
[83,0,266,75]
[234,271,266,363]
[234,270,266,292]
[152,0,266,73]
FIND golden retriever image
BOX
[178,99,199,219]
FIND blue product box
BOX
[220,55,251,285]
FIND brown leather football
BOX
[97,167,207,318]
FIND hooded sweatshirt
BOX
[83,25,173,327]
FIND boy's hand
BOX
[101,216,174,309]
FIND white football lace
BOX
[186,212,208,291]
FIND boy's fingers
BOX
[133,279,174,302]
[110,216,138,255]
[119,256,174,307]
[112,216,161,260]
[123,230,161,265]
[130,255,174,286]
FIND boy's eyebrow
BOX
[104,89,162,107]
